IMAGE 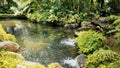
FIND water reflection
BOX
[0,19,77,67]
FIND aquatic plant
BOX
[76,30,106,54]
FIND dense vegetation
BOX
[0,0,120,68]
[0,0,120,23]
[75,30,120,68]
[76,30,106,54]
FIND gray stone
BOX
[76,54,86,68]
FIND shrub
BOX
[75,30,106,54]
[108,60,120,68]
[0,24,16,42]
[87,48,119,68]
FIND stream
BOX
[0,19,78,68]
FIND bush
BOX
[0,24,16,42]
[75,30,106,54]
[108,60,120,68]
[87,48,120,68]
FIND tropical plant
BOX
[10,0,33,15]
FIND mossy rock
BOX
[0,51,63,68]
[87,48,120,68]
[75,30,106,54]
[0,24,16,42]
[48,63,63,68]
[0,51,45,68]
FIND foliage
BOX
[11,0,33,15]
[108,60,120,68]
[114,32,120,47]
[75,30,106,54]
[0,51,45,68]
[26,0,96,23]
[108,15,120,22]
[112,19,120,26]
[108,0,120,14]
[0,24,16,42]
[87,48,120,68]
[0,51,63,68]
[0,0,16,14]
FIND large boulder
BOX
[0,41,20,52]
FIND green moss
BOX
[87,48,120,68]
[0,50,63,68]
[0,24,16,42]
[0,51,45,68]
[75,30,106,54]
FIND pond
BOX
[0,19,78,67]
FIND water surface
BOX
[0,19,77,67]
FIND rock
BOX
[76,54,86,68]
[80,21,93,31]
[0,41,20,52]
[64,23,79,29]
[9,52,24,60]
[48,63,63,68]
[98,17,109,23]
